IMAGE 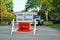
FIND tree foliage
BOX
[25,0,60,21]
[5,0,13,12]
[0,0,15,23]
[25,0,60,13]
[50,0,60,13]
[25,0,41,10]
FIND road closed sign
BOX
[15,12,34,22]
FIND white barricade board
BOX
[15,12,34,22]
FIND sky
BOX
[13,0,27,12]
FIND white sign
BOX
[15,12,34,22]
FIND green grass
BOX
[0,21,60,28]
[0,22,8,26]
[44,21,60,28]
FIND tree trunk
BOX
[45,10,48,21]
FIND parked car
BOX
[31,15,43,26]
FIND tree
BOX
[50,0,60,13]
[25,0,52,20]
[25,0,41,11]
[0,0,15,24]
[5,0,13,12]
[25,0,60,21]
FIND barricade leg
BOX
[33,19,36,35]
[11,19,15,35]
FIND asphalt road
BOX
[0,25,60,40]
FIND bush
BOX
[44,21,60,28]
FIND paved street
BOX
[0,25,60,40]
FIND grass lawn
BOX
[0,22,8,26]
[44,21,60,28]
[0,21,60,29]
